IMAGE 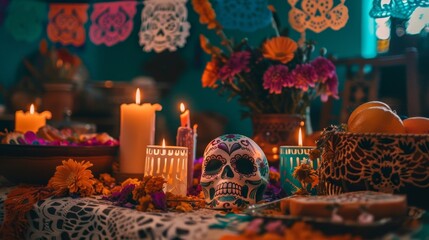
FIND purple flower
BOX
[311,57,336,83]
[320,74,339,102]
[218,51,251,82]
[269,166,279,174]
[103,184,136,207]
[150,191,167,210]
[24,131,48,145]
[262,65,292,94]
[187,184,202,196]
[265,220,285,234]
[290,64,318,91]
[246,219,264,235]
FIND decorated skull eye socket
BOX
[204,155,226,176]
[231,154,256,177]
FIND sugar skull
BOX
[201,134,269,209]
[139,0,190,53]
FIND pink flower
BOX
[218,51,251,82]
[290,64,318,91]
[320,74,339,102]
[263,65,292,94]
[311,57,336,83]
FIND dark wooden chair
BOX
[320,48,420,128]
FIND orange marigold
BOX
[121,178,141,188]
[200,35,222,56]
[262,36,298,64]
[202,58,219,88]
[121,178,142,200]
[48,159,95,197]
[192,0,220,29]
[142,175,166,194]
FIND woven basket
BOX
[318,132,429,208]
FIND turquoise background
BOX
[0,0,376,140]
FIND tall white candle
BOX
[120,88,162,174]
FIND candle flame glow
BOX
[180,103,185,113]
[30,104,35,114]
[298,127,303,146]
[162,138,166,147]
[136,88,141,105]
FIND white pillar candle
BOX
[120,88,162,174]
[15,104,52,133]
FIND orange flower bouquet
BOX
[193,1,339,117]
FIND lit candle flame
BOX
[162,138,166,148]
[135,88,141,105]
[298,127,303,146]
[30,104,35,114]
[180,103,185,113]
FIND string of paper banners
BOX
[2,0,348,53]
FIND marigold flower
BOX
[262,36,298,64]
[199,35,222,56]
[121,178,141,188]
[292,163,318,186]
[48,159,95,197]
[99,173,116,187]
[262,65,292,94]
[136,195,154,212]
[39,39,48,55]
[142,175,166,194]
[192,0,220,29]
[218,51,251,82]
[202,58,219,87]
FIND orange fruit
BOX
[403,117,429,134]
[347,101,391,127]
[348,106,405,134]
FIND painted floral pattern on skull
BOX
[201,134,269,209]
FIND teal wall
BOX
[0,1,375,139]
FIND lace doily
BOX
[214,0,272,32]
[89,2,137,47]
[47,3,89,46]
[5,0,46,42]
[139,0,190,53]
[288,0,349,34]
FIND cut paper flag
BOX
[214,0,272,32]
[288,0,349,33]
[5,0,46,42]
[0,0,10,25]
[370,0,429,19]
[47,3,89,47]
[89,2,137,47]
[139,0,190,53]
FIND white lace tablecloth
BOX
[0,187,239,240]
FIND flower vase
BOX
[42,83,75,121]
[252,111,312,166]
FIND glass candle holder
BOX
[145,145,188,196]
[279,146,320,195]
